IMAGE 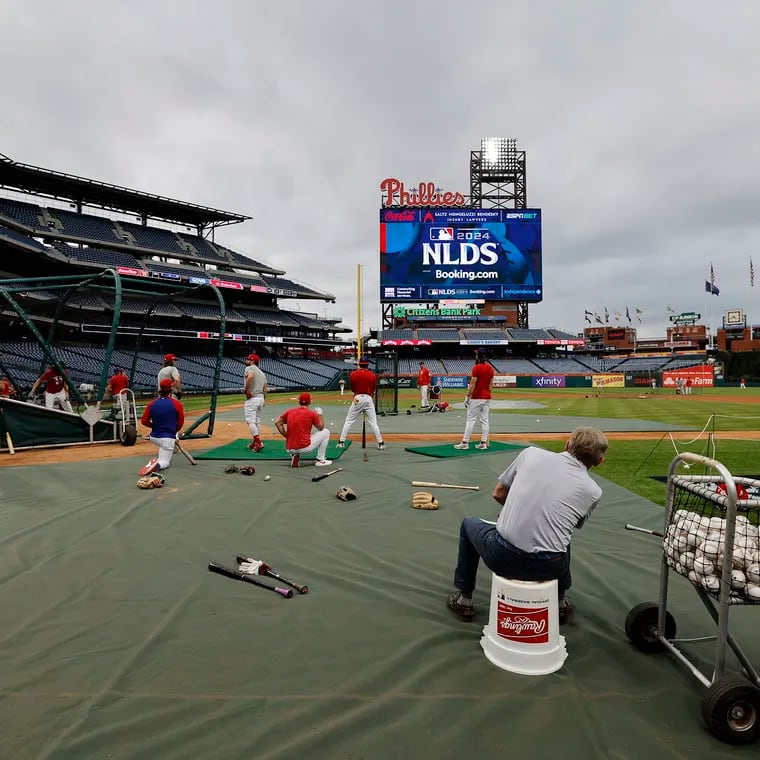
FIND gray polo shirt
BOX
[495,447,602,553]
[157,366,180,388]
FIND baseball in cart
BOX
[625,452,760,745]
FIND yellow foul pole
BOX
[357,263,362,363]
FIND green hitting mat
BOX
[194,438,351,461]
[404,441,527,458]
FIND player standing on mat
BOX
[139,378,185,475]
[29,363,73,412]
[157,353,182,399]
[243,353,267,451]
[338,357,385,449]
[417,361,431,409]
[455,349,494,450]
[274,392,332,468]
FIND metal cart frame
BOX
[626,452,760,744]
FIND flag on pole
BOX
[614,310,622,322]
[594,313,603,325]
[626,306,631,323]
[751,257,755,287]
[604,307,609,323]
[636,308,643,323]
[667,304,675,314]
[705,263,719,295]
[584,309,592,324]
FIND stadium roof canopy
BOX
[0,152,251,228]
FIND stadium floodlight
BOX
[480,137,518,170]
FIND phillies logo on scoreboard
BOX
[379,177,466,207]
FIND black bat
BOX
[312,466,343,482]
[208,561,293,597]
[236,555,309,594]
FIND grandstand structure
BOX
[0,151,353,397]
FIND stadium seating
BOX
[415,329,461,341]
[506,328,554,341]
[531,357,591,373]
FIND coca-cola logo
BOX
[380,177,466,207]
[496,602,549,643]
[383,210,416,222]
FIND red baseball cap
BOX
[164,354,177,362]
[246,354,260,363]
[298,392,311,405]
[159,378,174,390]
[359,357,369,366]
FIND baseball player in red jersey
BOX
[455,350,495,450]
[274,392,332,468]
[138,378,185,475]
[0,376,17,398]
[417,361,431,408]
[106,368,129,399]
[337,357,385,449]
[29,363,73,412]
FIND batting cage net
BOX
[374,350,399,416]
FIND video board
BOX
[380,208,542,302]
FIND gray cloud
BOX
[2,0,759,340]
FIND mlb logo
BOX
[429,289,439,296]
[430,227,454,241]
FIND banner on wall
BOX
[493,375,517,388]
[661,364,714,388]
[592,374,625,389]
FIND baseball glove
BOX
[239,466,256,476]
[224,464,240,474]
[336,485,357,501]
[411,491,439,510]
[137,473,165,489]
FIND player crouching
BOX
[274,392,332,468]
[138,378,185,475]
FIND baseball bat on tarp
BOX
[236,555,309,594]
[208,562,293,597]
[175,437,197,465]
[0,408,14,455]
[411,481,480,491]
[312,467,343,482]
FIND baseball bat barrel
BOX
[236,555,309,594]
[624,523,664,538]
[208,562,293,597]
[6,431,14,455]
[311,467,343,482]
[411,481,480,491]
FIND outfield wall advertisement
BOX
[380,207,542,302]
[662,365,714,388]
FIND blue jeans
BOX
[454,517,572,598]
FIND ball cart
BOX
[625,452,760,744]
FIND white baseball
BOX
[745,564,760,584]
[687,569,700,584]
[708,516,725,531]
[264,475,271,481]
[701,574,721,592]
[701,540,721,558]
[671,533,689,553]
[680,551,696,571]
[693,554,714,576]
[731,569,747,590]
[746,584,760,600]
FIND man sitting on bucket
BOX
[274,392,332,468]
[447,426,608,625]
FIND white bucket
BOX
[480,574,567,675]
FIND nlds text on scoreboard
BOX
[379,207,542,303]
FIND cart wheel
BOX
[120,424,137,447]
[624,602,676,653]
[701,677,760,744]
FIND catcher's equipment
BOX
[239,466,256,476]
[336,485,357,501]
[224,465,240,474]
[411,491,439,510]
[137,473,166,489]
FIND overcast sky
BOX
[2,1,759,340]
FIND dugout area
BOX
[0,435,756,759]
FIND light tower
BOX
[470,137,530,326]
